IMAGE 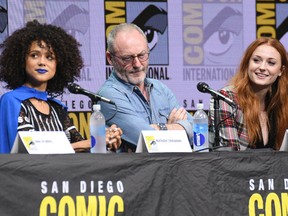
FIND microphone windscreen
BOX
[67,83,79,93]
[197,82,209,93]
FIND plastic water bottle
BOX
[90,104,106,153]
[193,103,209,152]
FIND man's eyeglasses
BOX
[110,51,149,64]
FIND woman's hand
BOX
[106,124,123,152]
[71,140,90,152]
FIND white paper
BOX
[136,130,192,153]
[11,131,75,154]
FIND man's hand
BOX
[167,107,187,124]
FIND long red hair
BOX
[230,38,288,149]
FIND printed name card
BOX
[136,130,192,153]
[11,131,75,154]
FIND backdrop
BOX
[0,0,287,138]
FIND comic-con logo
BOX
[256,0,288,49]
[0,0,8,44]
[104,0,168,65]
[21,1,90,65]
[182,0,243,66]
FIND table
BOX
[0,151,287,215]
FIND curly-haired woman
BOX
[0,20,122,153]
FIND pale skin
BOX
[247,44,284,145]
[24,40,123,152]
[106,28,187,131]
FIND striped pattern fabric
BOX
[17,99,84,143]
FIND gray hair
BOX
[106,23,148,53]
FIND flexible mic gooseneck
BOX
[67,83,115,105]
[197,82,236,107]
[197,82,238,151]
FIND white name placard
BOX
[136,130,192,153]
[11,131,75,154]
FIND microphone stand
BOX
[213,96,220,147]
[212,96,237,152]
[89,96,99,106]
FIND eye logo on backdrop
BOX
[105,0,169,80]
[203,6,243,66]
[0,5,7,33]
[21,1,90,67]
[0,1,8,43]
[22,0,91,81]
[181,0,244,109]
[51,4,90,64]
[131,4,168,62]
[182,0,243,66]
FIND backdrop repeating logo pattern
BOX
[182,0,244,109]
[104,0,170,80]
[256,0,288,49]
[104,0,168,65]
[0,0,287,137]
[0,0,7,43]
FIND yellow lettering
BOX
[257,26,276,38]
[105,2,126,23]
[79,112,91,138]
[281,193,288,215]
[39,196,57,216]
[108,195,124,216]
[256,4,275,25]
[183,3,202,25]
[68,112,91,139]
[184,45,203,65]
[69,113,79,129]
[265,193,281,216]
[183,3,203,65]
[39,195,125,215]
[58,195,75,216]
[76,196,97,216]
[249,192,288,216]
[249,193,264,216]
[98,196,107,216]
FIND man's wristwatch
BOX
[157,123,168,130]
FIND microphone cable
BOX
[104,102,118,122]
[210,104,239,151]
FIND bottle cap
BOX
[197,103,204,110]
[93,104,101,111]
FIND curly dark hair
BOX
[0,20,84,97]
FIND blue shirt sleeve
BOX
[99,87,156,146]
[98,73,193,146]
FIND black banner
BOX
[0,151,288,215]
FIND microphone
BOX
[197,82,236,107]
[67,83,115,105]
